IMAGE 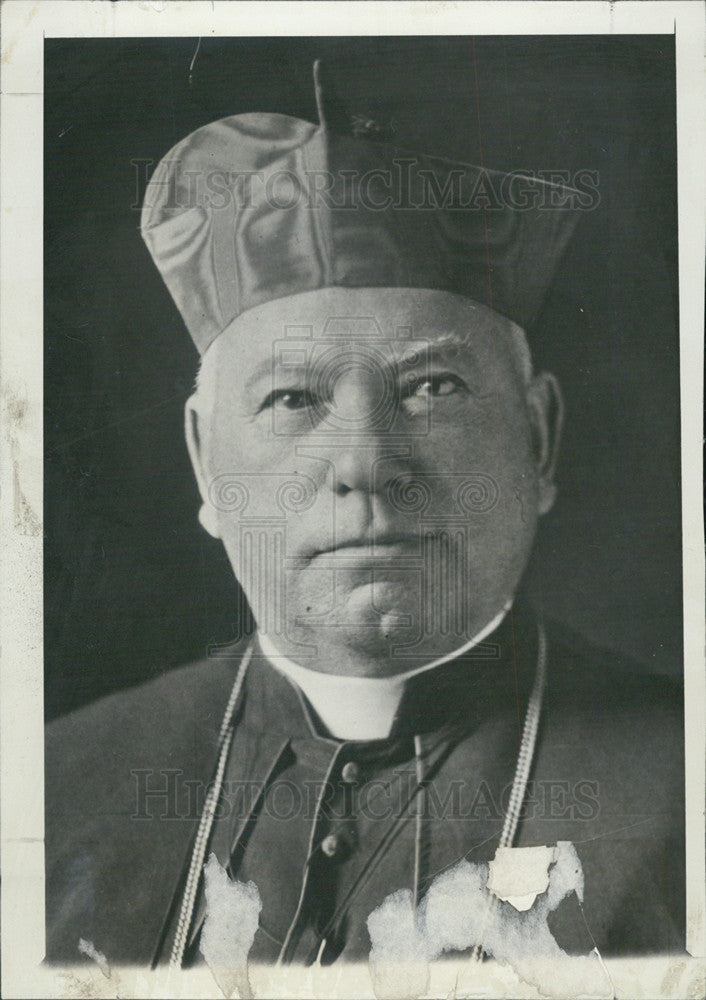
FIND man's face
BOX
[187,287,560,675]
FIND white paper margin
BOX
[1,3,704,998]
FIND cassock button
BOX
[341,761,360,784]
[321,834,341,858]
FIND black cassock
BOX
[46,604,685,965]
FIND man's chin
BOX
[288,580,453,671]
[346,577,417,618]
[295,621,418,675]
[284,579,412,647]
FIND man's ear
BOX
[184,395,221,538]
[525,371,564,516]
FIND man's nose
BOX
[333,443,409,497]
[322,370,410,497]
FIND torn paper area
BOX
[199,853,262,1000]
[488,845,555,911]
[77,937,110,978]
[368,841,612,1000]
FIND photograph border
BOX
[1,3,704,997]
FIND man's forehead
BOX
[215,288,516,358]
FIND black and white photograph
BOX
[1,3,705,999]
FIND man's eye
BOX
[404,373,466,399]
[259,389,317,412]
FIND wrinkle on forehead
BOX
[194,289,533,414]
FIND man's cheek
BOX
[216,519,242,571]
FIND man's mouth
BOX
[308,532,421,561]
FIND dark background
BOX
[44,35,682,720]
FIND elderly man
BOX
[46,80,685,968]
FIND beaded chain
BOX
[169,645,252,969]
[471,623,547,961]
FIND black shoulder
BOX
[537,618,684,813]
[46,640,249,772]
[544,617,683,714]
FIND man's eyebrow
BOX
[419,330,472,351]
[243,330,474,391]
[409,331,478,363]
[244,357,291,392]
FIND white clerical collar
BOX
[257,603,511,741]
